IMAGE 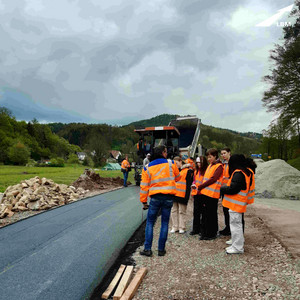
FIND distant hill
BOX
[127,114,179,128]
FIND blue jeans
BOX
[123,172,128,186]
[144,196,173,251]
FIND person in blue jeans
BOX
[121,156,130,187]
[139,145,180,257]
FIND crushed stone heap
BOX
[0,176,86,219]
[255,159,300,199]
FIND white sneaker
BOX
[226,248,244,254]
[170,228,178,233]
[225,246,232,251]
[226,239,232,245]
[179,229,185,234]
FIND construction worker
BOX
[143,153,151,167]
[139,145,180,257]
[219,147,231,236]
[190,156,208,237]
[221,154,251,254]
[196,148,223,240]
[170,156,194,234]
[121,155,130,187]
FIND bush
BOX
[83,156,93,167]
[8,141,30,165]
[50,157,65,167]
[67,153,80,164]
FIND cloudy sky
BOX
[0,0,295,132]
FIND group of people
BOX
[139,145,256,257]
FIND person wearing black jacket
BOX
[220,154,251,254]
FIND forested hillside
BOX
[50,114,262,158]
[0,107,81,165]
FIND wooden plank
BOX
[113,265,134,300]
[120,267,148,300]
[102,264,126,299]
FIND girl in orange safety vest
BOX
[196,148,223,240]
[190,156,208,237]
[221,154,251,254]
[170,157,194,234]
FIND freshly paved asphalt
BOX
[0,186,146,300]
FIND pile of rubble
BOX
[255,159,300,199]
[71,169,126,190]
[0,177,86,219]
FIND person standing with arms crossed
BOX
[219,147,231,236]
[139,145,180,257]
[121,155,130,187]
[196,149,223,240]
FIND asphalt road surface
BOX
[0,186,145,300]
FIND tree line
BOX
[0,107,81,165]
[261,0,300,161]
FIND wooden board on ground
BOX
[120,267,148,300]
[113,265,134,300]
[102,264,126,299]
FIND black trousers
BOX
[192,195,204,235]
[202,195,218,238]
[223,206,230,231]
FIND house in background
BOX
[76,152,87,161]
[107,150,122,163]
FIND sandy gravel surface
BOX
[132,199,300,300]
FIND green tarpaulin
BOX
[102,163,121,170]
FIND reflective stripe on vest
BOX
[140,159,179,202]
[201,163,223,199]
[222,163,230,185]
[247,168,255,204]
[222,169,250,213]
[175,168,188,198]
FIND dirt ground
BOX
[95,197,300,300]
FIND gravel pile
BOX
[255,159,300,199]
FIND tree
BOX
[8,141,30,165]
[262,1,300,147]
[87,133,110,167]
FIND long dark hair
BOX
[196,156,208,175]
[228,154,251,177]
[246,157,257,174]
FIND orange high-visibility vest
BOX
[121,159,130,169]
[140,159,180,203]
[186,158,195,169]
[201,163,223,199]
[191,170,204,196]
[222,169,251,213]
[247,168,255,204]
[175,168,189,198]
[222,162,230,185]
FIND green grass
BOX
[287,156,300,171]
[0,165,135,193]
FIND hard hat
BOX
[196,157,201,163]
[147,153,151,157]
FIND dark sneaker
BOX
[219,228,231,236]
[140,249,152,257]
[200,236,217,241]
[158,250,166,256]
[189,231,200,236]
